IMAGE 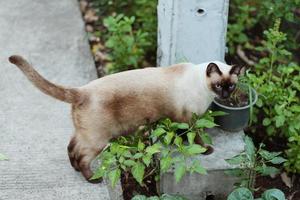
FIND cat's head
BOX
[206,62,245,99]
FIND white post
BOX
[157,0,229,66]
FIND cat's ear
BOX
[229,65,246,76]
[206,63,222,77]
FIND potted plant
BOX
[210,83,257,132]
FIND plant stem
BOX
[143,167,157,180]
[249,85,253,126]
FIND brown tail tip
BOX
[9,55,24,65]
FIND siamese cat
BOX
[9,55,244,183]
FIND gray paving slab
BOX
[0,0,113,199]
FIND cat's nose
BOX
[222,91,229,98]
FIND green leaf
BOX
[261,189,285,200]
[161,194,189,200]
[187,132,196,145]
[290,105,300,112]
[200,132,213,145]
[174,136,183,147]
[123,150,132,158]
[160,156,172,172]
[269,157,287,164]
[226,154,248,165]
[209,111,227,116]
[145,143,161,155]
[186,144,207,155]
[177,123,189,129]
[266,125,275,135]
[119,156,125,163]
[108,168,121,187]
[110,143,120,154]
[131,195,147,200]
[275,115,285,128]
[161,118,172,127]
[175,162,186,182]
[256,98,263,107]
[193,161,207,175]
[164,131,175,145]
[152,127,166,137]
[225,169,245,177]
[138,139,145,151]
[196,119,217,128]
[263,118,271,126]
[123,160,136,167]
[170,122,189,130]
[244,136,256,162]
[131,162,145,184]
[133,153,144,159]
[142,154,152,167]
[256,165,280,176]
[91,166,105,180]
[227,187,254,200]
[148,197,160,200]
[0,153,8,161]
[259,150,281,161]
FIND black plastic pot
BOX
[210,86,257,132]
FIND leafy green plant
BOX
[227,187,285,200]
[103,14,150,73]
[227,0,300,55]
[132,194,188,200]
[246,20,300,172]
[91,111,223,187]
[225,136,286,191]
[91,0,157,69]
[284,134,300,173]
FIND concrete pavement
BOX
[0,0,113,199]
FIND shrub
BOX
[225,136,286,191]
[285,134,300,173]
[246,20,300,173]
[91,0,158,72]
[91,111,224,187]
[227,0,300,55]
[103,14,150,73]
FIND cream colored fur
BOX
[9,55,235,182]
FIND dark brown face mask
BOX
[211,80,236,99]
[206,63,245,99]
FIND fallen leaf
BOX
[94,51,108,62]
[79,0,88,13]
[84,9,99,23]
[281,172,292,188]
[86,24,94,32]
[89,35,101,43]
[92,44,104,54]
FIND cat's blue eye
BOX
[229,84,235,89]
[215,84,221,89]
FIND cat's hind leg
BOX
[67,131,110,183]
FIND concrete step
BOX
[160,128,245,200]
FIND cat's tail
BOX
[9,55,82,104]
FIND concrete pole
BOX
[157,0,229,66]
[157,1,246,200]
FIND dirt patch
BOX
[121,170,158,200]
[255,174,300,200]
